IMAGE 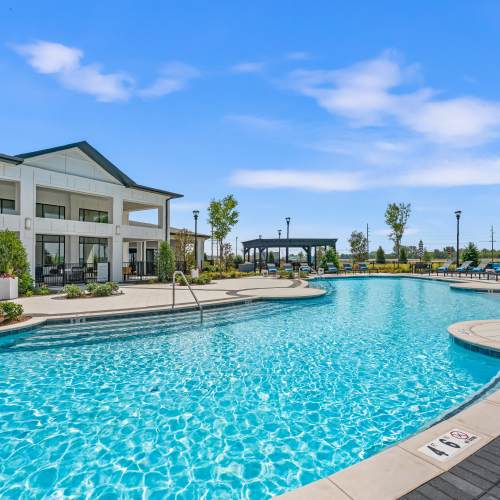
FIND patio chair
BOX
[267,263,278,275]
[326,262,338,273]
[299,263,311,273]
[358,262,369,272]
[455,261,472,274]
[283,263,293,273]
[343,263,353,273]
[436,259,453,274]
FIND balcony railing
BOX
[35,262,110,286]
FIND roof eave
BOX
[0,153,23,165]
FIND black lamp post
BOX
[278,229,282,264]
[193,210,199,269]
[259,234,262,271]
[285,217,291,262]
[454,210,461,267]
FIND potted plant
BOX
[0,270,18,300]
[0,230,32,300]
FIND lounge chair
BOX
[455,261,472,274]
[358,262,369,272]
[343,263,353,273]
[299,263,311,274]
[326,262,338,273]
[468,259,491,277]
[267,263,278,275]
[436,259,453,274]
[283,263,293,273]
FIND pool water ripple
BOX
[1,278,500,498]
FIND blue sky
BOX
[2,1,500,255]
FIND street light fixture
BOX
[193,210,200,270]
[454,210,461,267]
[278,229,282,264]
[285,217,291,262]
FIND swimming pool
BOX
[0,277,499,498]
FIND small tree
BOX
[461,242,480,266]
[321,246,339,268]
[173,229,195,270]
[384,202,411,264]
[399,246,408,264]
[423,250,432,263]
[157,241,175,282]
[348,230,368,262]
[268,251,275,264]
[376,246,386,264]
[207,195,239,270]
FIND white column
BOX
[111,195,123,281]
[165,199,170,243]
[19,167,36,279]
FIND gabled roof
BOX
[0,152,23,165]
[16,141,183,199]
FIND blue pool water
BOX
[1,277,500,498]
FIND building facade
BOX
[0,142,183,284]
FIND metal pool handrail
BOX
[172,271,204,323]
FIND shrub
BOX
[35,284,50,295]
[91,283,114,296]
[0,302,24,322]
[63,284,84,298]
[157,241,176,282]
[461,242,480,267]
[321,247,340,269]
[18,272,34,295]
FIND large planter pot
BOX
[0,277,18,300]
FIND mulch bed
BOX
[0,315,32,327]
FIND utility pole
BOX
[366,223,370,265]
[490,226,496,263]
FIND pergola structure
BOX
[242,237,338,271]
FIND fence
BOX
[35,262,110,286]
[122,261,157,281]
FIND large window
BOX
[0,198,15,214]
[36,235,65,266]
[36,203,65,220]
[79,208,108,223]
[79,237,108,264]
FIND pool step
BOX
[0,301,287,351]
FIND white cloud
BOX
[14,40,199,102]
[289,52,500,145]
[138,62,200,98]
[230,169,364,191]
[225,114,289,131]
[14,41,133,102]
[231,61,265,73]
[230,155,500,192]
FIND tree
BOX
[0,230,32,294]
[207,195,239,270]
[376,246,386,264]
[423,250,432,263]
[461,242,480,266]
[268,251,275,263]
[173,228,195,271]
[418,240,424,261]
[321,246,339,268]
[399,246,408,264]
[348,230,368,262]
[157,241,175,282]
[384,202,411,264]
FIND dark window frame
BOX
[36,202,65,220]
[0,198,15,214]
[79,208,109,223]
[36,234,65,266]
[79,236,109,265]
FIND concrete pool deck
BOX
[0,276,324,332]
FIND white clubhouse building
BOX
[0,141,204,284]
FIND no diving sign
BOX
[418,428,479,462]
